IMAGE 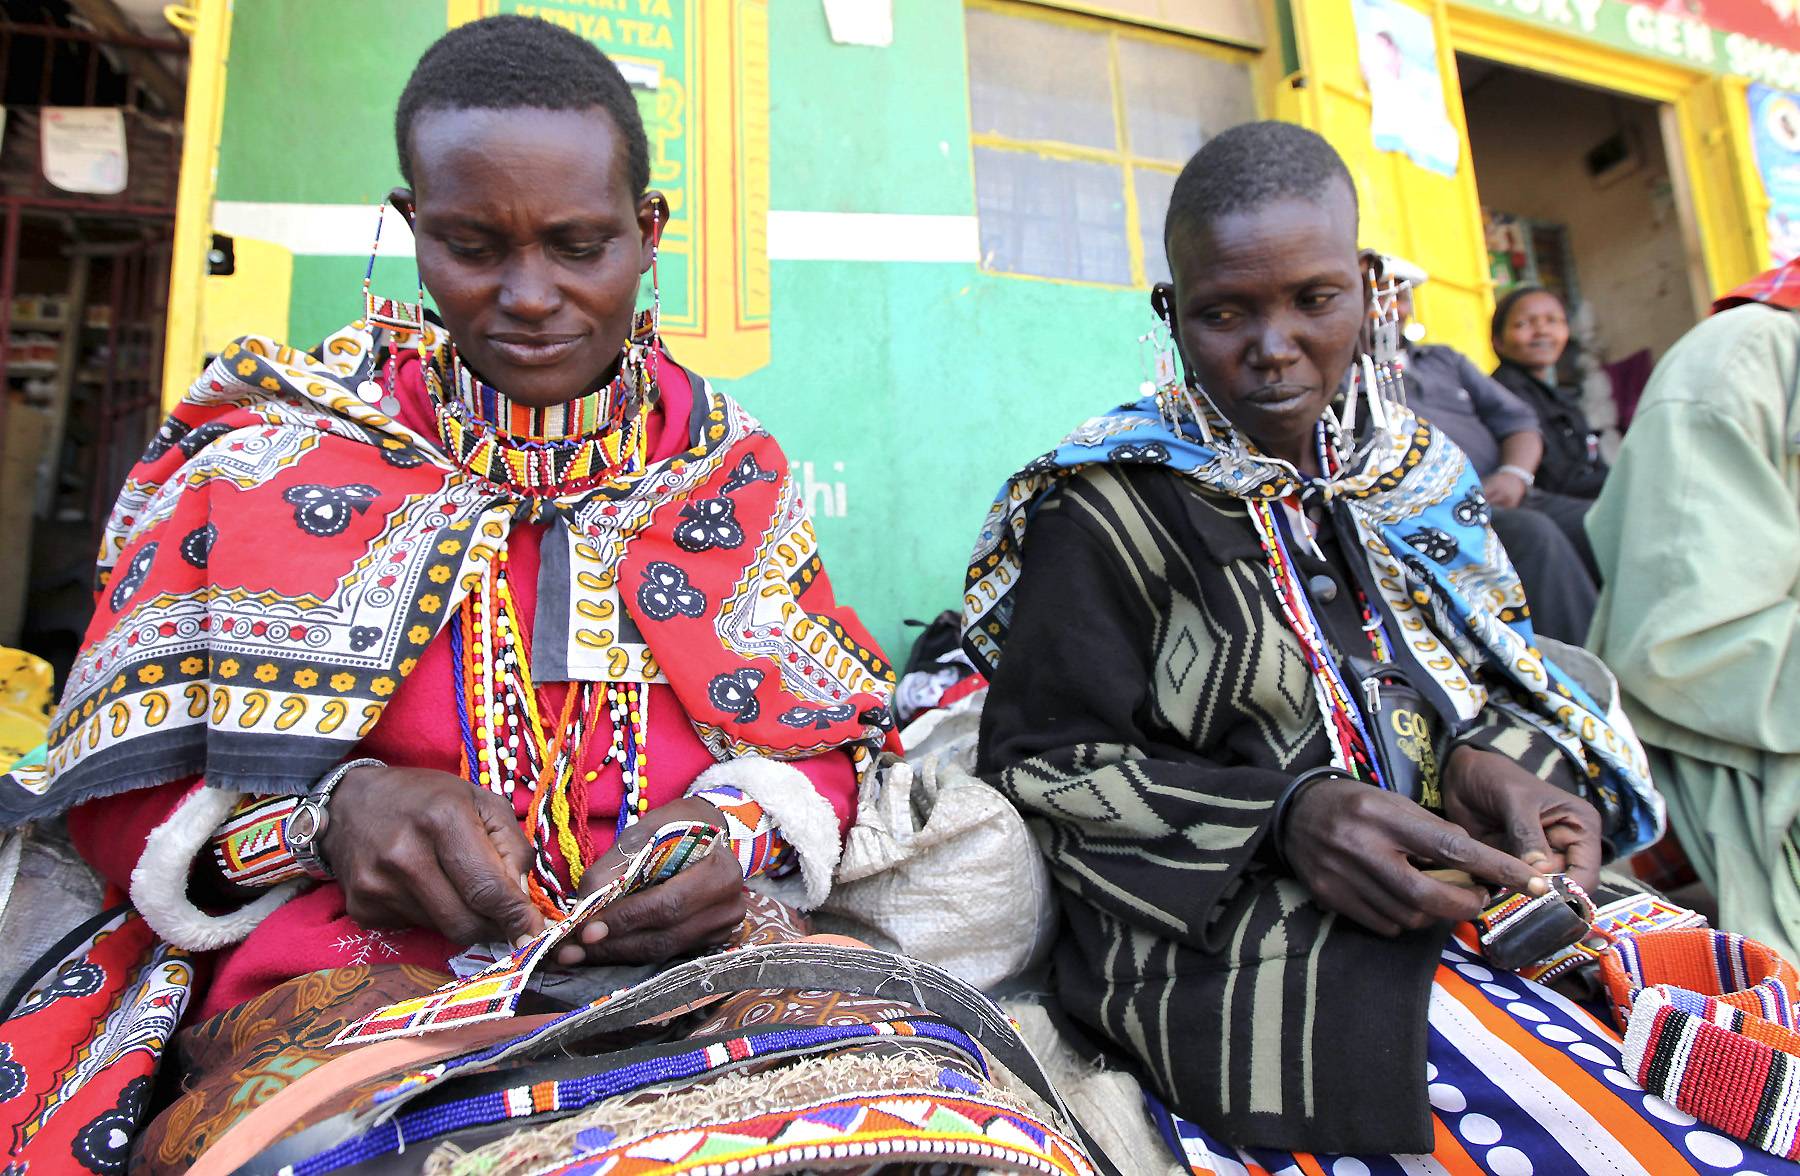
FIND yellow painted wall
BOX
[1281,0,1496,362]
[165,0,1767,405]
[161,0,232,409]
[201,238,294,358]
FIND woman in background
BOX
[1490,285,1610,576]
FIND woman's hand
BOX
[1284,775,1548,937]
[1441,745,1602,892]
[1481,470,1528,510]
[321,764,547,947]
[552,796,746,967]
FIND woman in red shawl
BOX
[0,19,1102,1176]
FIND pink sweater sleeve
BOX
[792,747,857,840]
[66,777,203,893]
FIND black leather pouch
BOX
[1347,656,1443,808]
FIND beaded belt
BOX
[257,1015,985,1176]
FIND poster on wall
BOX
[1747,82,1800,265]
[40,107,127,195]
[1351,0,1460,177]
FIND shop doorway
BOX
[1,7,186,680]
[1456,55,1703,443]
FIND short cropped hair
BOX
[395,15,649,194]
[1164,121,1357,245]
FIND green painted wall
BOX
[214,0,1149,660]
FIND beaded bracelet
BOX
[685,783,794,880]
[212,794,309,888]
[213,782,797,889]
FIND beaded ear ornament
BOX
[1328,254,1411,470]
[354,201,429,417]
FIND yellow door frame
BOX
[161,0,234,410]
[1445,4,1767,307]
[1277,0,1497,361]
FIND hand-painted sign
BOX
[1463,0,1800,86]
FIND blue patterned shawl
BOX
[963,393,1664,854]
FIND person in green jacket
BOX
[1587,261,1800,960]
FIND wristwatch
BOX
[287,757,384,880]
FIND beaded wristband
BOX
[685,783,794,880]
[211,794,308,888]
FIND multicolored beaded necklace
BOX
[1243,421,1392,789]
[1249,499,1382,787]
[437,343,657,913]
[425,342,654,497]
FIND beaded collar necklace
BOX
[425,343,656,497]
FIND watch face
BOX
[288,806,322,846]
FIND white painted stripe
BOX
[213,201,411,257]
[211,201,981,265]
[766,210,978,263]
[1429,982,1653,1176]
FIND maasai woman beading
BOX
[968,121,1800,1174]
[0,19,1106,1176]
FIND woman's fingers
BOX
[1496,793,1557,871]
[471,788,538,881]
[413,864,489,944]
[574,847,743,965]
[430,807,544,945]
[1336,869,1416,937]
[1547,815,1602,891]
[1393,806,1546,897]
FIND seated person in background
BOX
[1490,285,1610,576]
[963,122,1751,1173]
[1383,255,1597,643]
[1588,260,1800,963]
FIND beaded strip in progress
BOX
[330,821,720,1048]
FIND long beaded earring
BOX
[356,201,427,415]
[648,193,665,346]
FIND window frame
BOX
[964,0,1261,290]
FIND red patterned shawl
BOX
[0,322,893,822]
[1714,256,1800,314]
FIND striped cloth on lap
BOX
[1150,934,1800,1175]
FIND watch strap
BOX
[289,757,384,880]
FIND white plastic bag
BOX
[817,692,1055,989]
